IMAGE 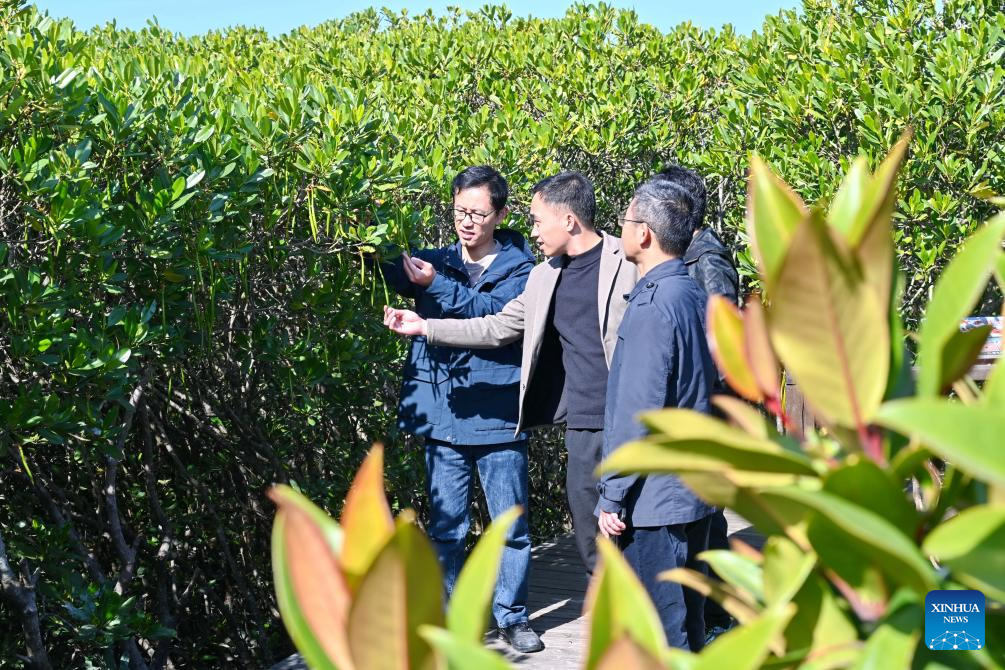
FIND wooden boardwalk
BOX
[270,511,760,669]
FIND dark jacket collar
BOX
[628,258,687,300]
[684,227,730,265]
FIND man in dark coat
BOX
[377,166,542,653]
[596,175,717,651]
[658,165,739,643]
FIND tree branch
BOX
[0,528,53,670]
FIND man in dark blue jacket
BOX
[596,175,717,651]
[658,165,739,643]
[377,166,542,653]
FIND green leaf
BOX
[186,169,206,189]
[922,506,1005,601]
[746,155,807,288]
[761,487,937,595]
[984,359,1005,409]
[876,399,1005,488]
[823,457,917,534]
[194,126,215,143]
[446,506,521,644]
[697,550,764,604]
[827,156,870,241]
[761,537,815,608]
[584,538,667,670]
[347,517,443,670]
[171,177,185,201]
[418,626,512,670]
[767,211,889,431]
[938,326,993,392]
[693,605,795,670]
[850,591,922,670]
[917,213,1005,397]
[628,409,818,476]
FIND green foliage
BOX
[597,138,1005,667]
[1,0,1003,665]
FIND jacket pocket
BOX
[448,367,521,430]
[399,367,441,427]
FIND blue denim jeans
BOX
[621,515,712,651]
[424,439,531,627]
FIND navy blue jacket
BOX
[596,259,717,527]
[380,229,535,445]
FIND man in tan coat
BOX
[384,171,637,573]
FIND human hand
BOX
[597,510,626,538]
[401,253,436,287]
[383,305,427,337]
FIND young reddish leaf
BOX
[707,296,762,402]
[340,444,395,588]
[269,485,354,670]
[742,297,780,405]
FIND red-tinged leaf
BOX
[269,485,354,670]
[340,444,395,588]
[707,295,762,402]
[742,297,780,403]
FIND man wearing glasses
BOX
[384,171,638,583]
[375,166,542,653]
[595,176,717,651]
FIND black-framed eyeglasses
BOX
[452,208,497,225]
[617,214,648,227]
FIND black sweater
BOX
[552,240,609,430]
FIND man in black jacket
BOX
[657,165,739,644]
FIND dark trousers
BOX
[564,428,603,574]
[621,515,712,651]
[703,509,732,628]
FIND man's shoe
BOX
[498,622,544,653]
[704,619,736,646]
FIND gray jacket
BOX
[425,232,639,433]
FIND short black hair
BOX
[632,177,694,257]
[531,171,596,228]
[452,165,508,211]
[657,164,706,233]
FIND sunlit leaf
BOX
[916,213,1005,397]
[447,506,521,644]
[768,212,888,432]
[746,155,807,288]
[340,444,395,589]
